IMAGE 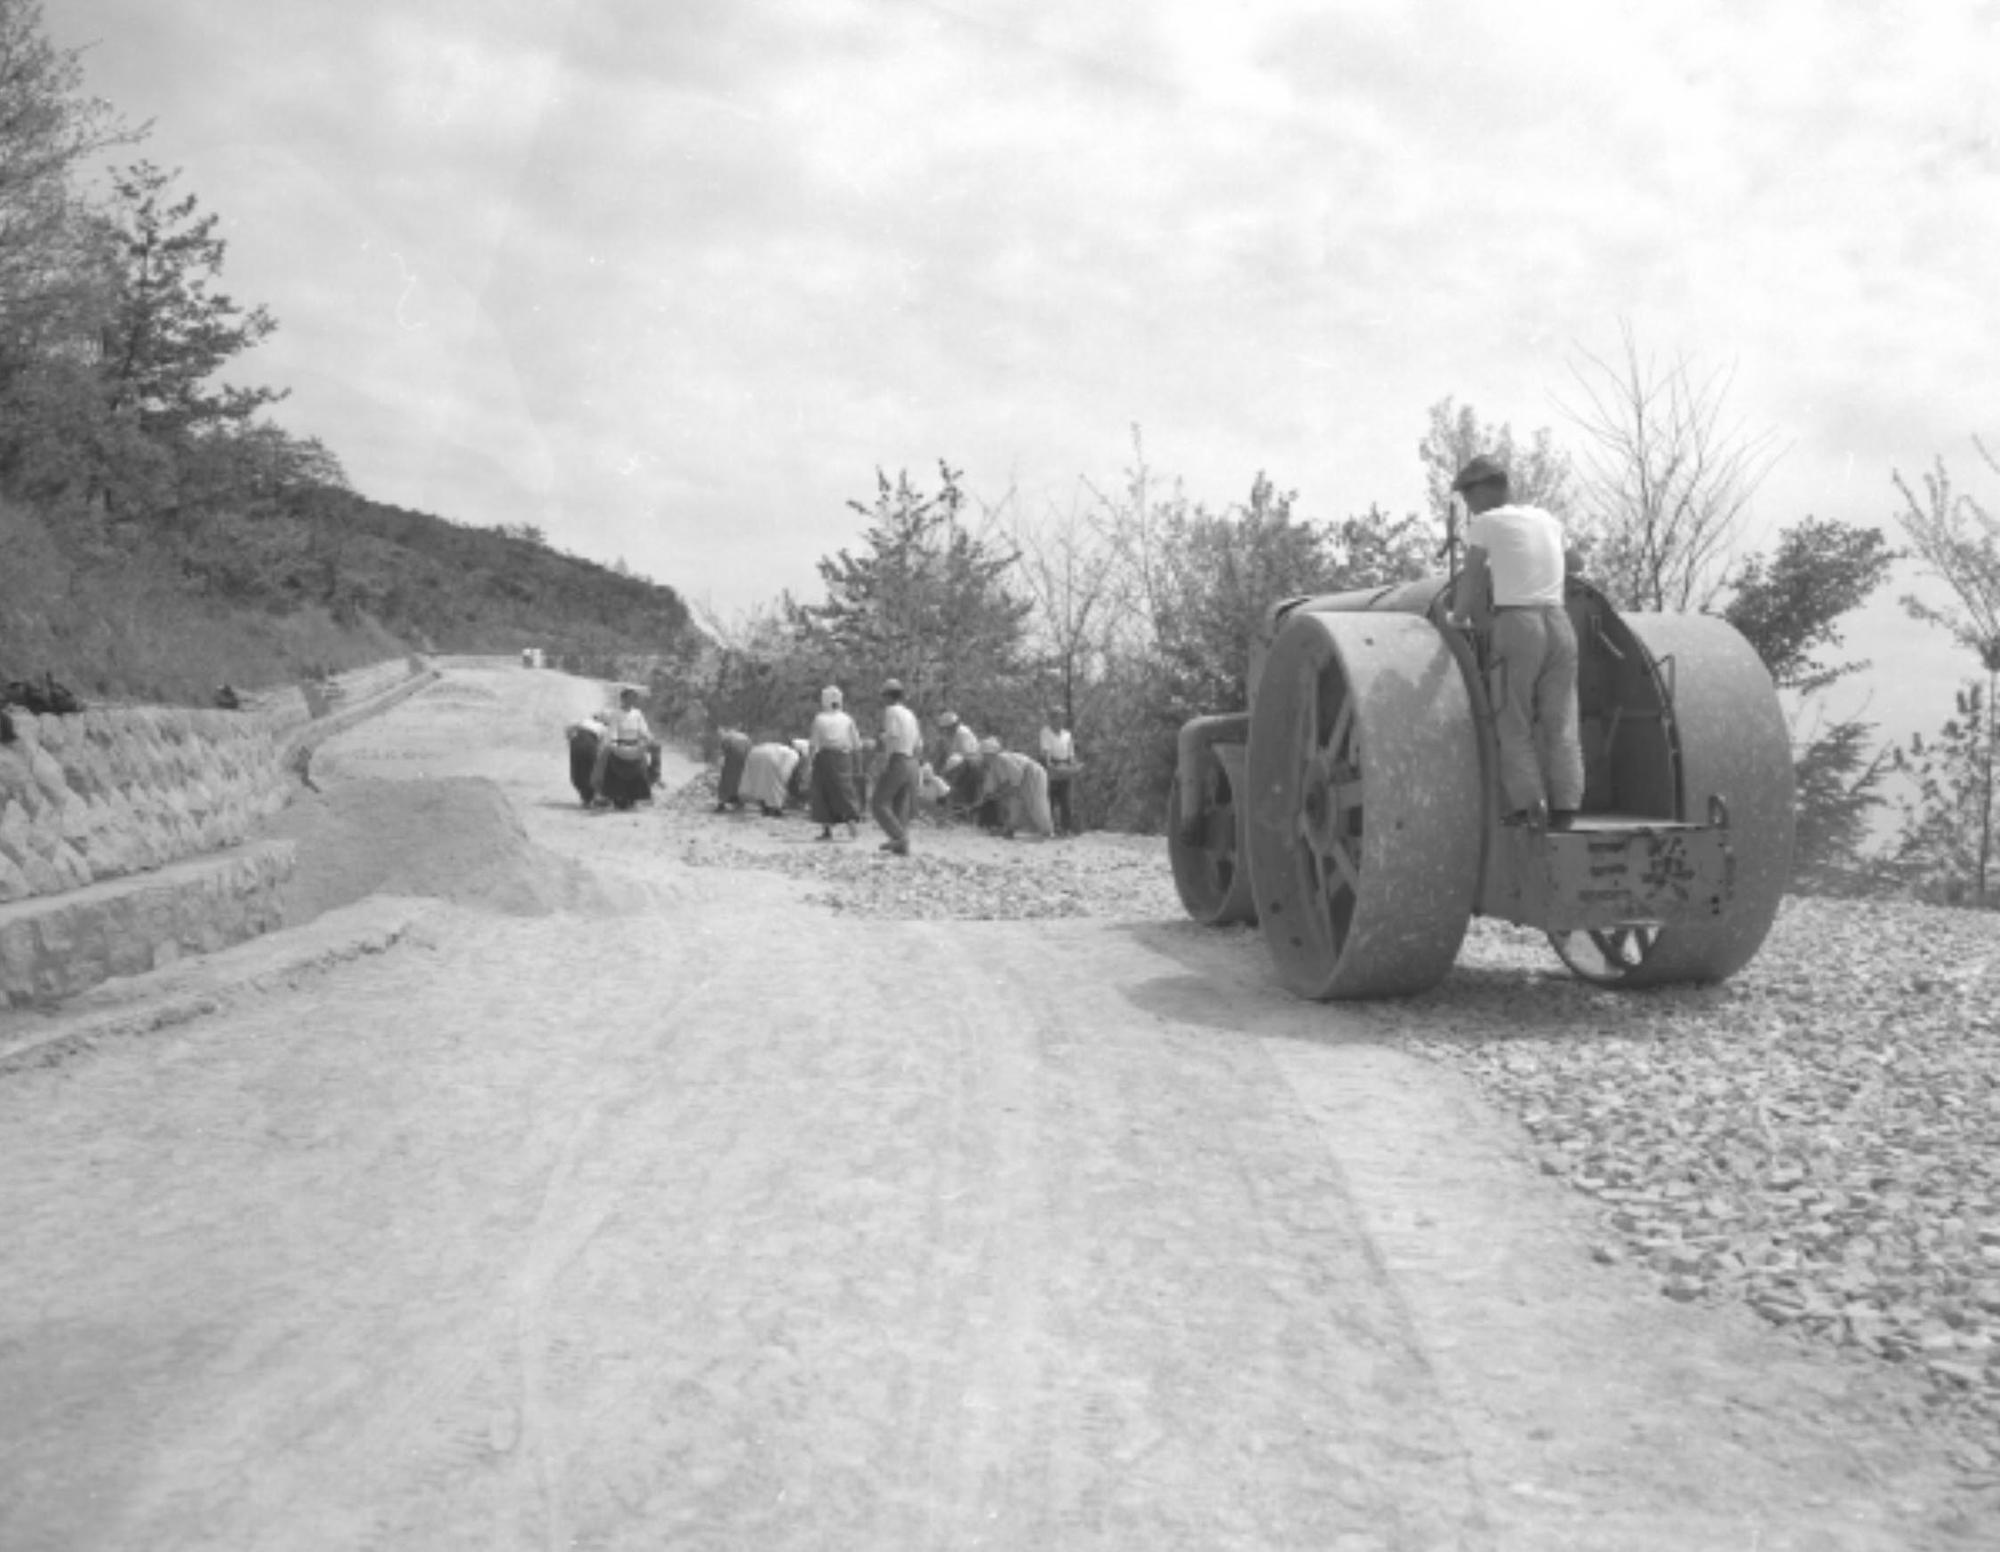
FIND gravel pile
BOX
[663,765,2000,1455]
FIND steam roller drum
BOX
[1246,611,1482,999]
[1549,613,1795,988]
[1167,713,1257,926]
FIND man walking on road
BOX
[871,678,920,855]
[1039,707,1080,837]
[1446,455,1584,829]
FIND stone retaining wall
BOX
[0,657,429,908]
[0,707,290,905]
[0,656,435,1009]
[0,841,295,1006]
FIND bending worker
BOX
[1445,455,1584,830]
[591,686,658,802]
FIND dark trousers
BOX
[1048,774,1075,835]
[871,753,916,851]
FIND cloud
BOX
[41,0,2000,712]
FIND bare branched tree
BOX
[1561,321,1785,611]
[1007,480,1128,725]
[1079,424,1192,660]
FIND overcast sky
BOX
[46,0,2000,745]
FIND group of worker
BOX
[710,688,1082,857]
[567,686,664,806]
[566,455,1573,846]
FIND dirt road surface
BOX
[0,664,1986,1550]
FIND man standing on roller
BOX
[1446,455,1584,830]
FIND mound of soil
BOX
[261,776,615,925]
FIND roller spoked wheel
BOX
[1550,925,1661,986]
[1167,725,1256,926]
[1543,614,1795,989]
[1246,612,1482,1000]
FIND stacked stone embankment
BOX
[0,707,293,904]
[0,657,433,1006]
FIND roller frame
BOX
[1544,612,1795,988]
[1167,714,1257,926]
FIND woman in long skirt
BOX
[715,728,751,811]
[807,686,863,839]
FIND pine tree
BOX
[1720,515,1896,883]
[97,161,285,443]
[795,462,1030,716]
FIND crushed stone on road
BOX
[662,764,2000,1471]
[1366,898,2000,1473]
[659,767,1184,921]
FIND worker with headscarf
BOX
[936,711,983,819]
[807,685,863,840]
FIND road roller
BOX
[1167,571,1795,998]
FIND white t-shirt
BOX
[1466,504,1566,608]
[1040,727,1074,765]
[809,710,859,755]
[608,707,651,744]
[943,721,980,769]
[880,704,920,757]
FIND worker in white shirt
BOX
[1038,708,1080,837]
[937,711,983,818]
[591,687,657,802]
[1445,455,1584,830]
[871,678,921,855]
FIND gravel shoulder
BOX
[0,665,1993,1549]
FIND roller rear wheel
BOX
[1246,612,1482,999]
[1168,730,1256,926]
[1545,614,1794,988]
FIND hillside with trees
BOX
[0,0,695,704]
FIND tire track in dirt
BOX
[492,914,765,1552]
[978,920,1494,1549]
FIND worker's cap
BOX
[938,711,959,727]
[880,677,903,696]
[1450,455,1509,493]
